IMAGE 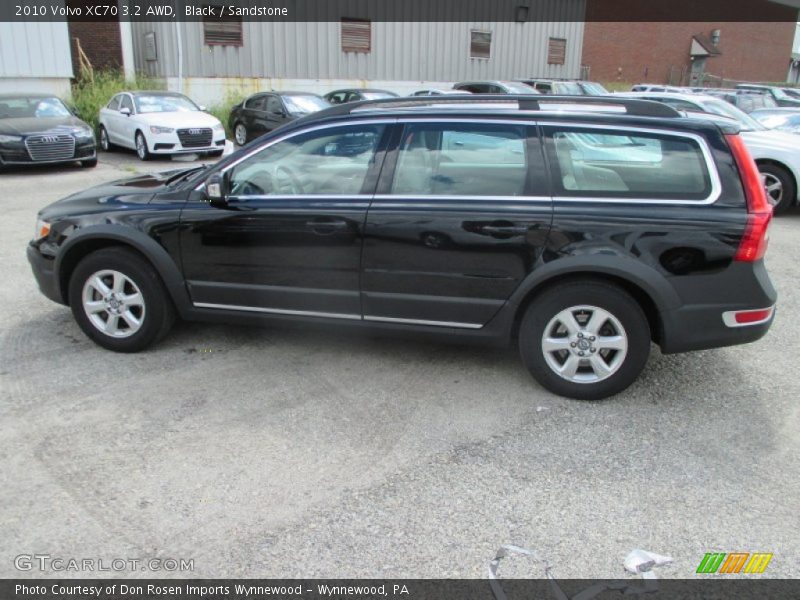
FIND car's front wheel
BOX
[135,131,152,161]
[518,280,651,400]
[234,122,248,146]
[68,247,175,352]
[80,157,98,168]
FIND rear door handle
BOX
[478,225,528,236]
[306,218,349,233]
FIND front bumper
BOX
[146,131,226,154]
[27,244,64,305]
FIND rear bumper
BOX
[659,261,777,353]
[27,244,64,305]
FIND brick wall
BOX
[582,1,797,84]
[583,21,796,84]
[68,21,122,75]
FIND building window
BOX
[547,37,567,65]
[341,18,371,53]
[203,9,243,46]
[470,30,492,59]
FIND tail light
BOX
[725,134,772,262]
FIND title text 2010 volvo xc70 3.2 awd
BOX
[28,96,777,400]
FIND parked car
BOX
[517,79,583,95]
[735,84,800,108]
[324,89,398,104]
[228,92,330,146]
[618,91,800,213]
[575,81,610,96]
[98,91,226,161]
[702,89,778,112]
[750,108,800,134]
[630,84,686,93]
[0,93,96,169]
[452,81,538,94]
[410,89,469,96]
[28,95,776,400]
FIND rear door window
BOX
[389,122,530,197]
[544,127,713,201]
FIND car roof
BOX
[128,90,189,97]
[327,88,394,94]
[286,94,739,133]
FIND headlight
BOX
[212,122,225,132]
[0,134,22,143]
[34,219,51,241]
[150,126,175,135]
[74,127,94,140]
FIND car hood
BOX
[0,116,90,136]
[39,168,195,220]
[741,129,800,154]
[135,111,221,129]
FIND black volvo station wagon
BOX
[28,96,776,399]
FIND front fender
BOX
[55,225,192,318]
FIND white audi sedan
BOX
[98,91,226,161]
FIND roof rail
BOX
[319,94,682,119]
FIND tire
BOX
[68,247,175,352]
[98,125,114,152]
[135,130,152,161]
[234,122,248,146]
[80,157,98,168]
[518,280,651,400]
[758,163,795,215]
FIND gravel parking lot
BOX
[1,151,798,579]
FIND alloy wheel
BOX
[541,305,628,384]
[761,172,783,207]
[81,269,146,338]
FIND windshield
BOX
[0,96,71,119]
[282,95,330,115]
[361,92,397,100]
[783,88,800,99]
[134,94,200,114]
[698,98,765,131]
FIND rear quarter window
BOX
[545,127,713,201]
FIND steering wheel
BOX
[274,164,305,195]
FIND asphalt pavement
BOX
[1,149,798,579]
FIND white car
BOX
[617,92,800,213]
[98,91,226,161]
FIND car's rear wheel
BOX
[135,131,152,161]
[518,281,651,400]
[234,123,248,146]
[68,247,175,352]
[98,126,113,152]
[758,163,795,215]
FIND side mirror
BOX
[206,172,230,207]
[119,107,131,116]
